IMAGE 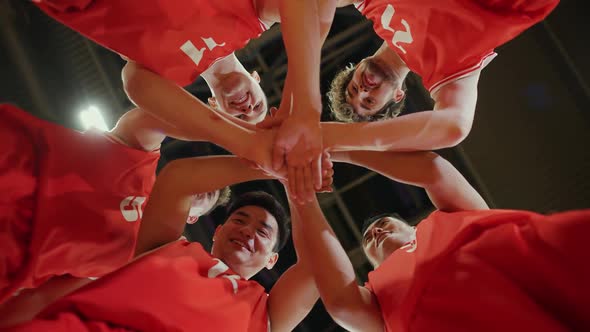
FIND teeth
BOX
[231,240,249,251]
[232,94,247,105]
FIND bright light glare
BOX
[80,106,109,131]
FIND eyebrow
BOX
[235,211,250,218]
[236,211,274,232]
[260,221,274,232]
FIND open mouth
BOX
[362,72,378,88]
[230,239,252,253]
[229,93,249,108]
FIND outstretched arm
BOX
[267,192,319,332]
[292,195,384,332]
[134,156,275,256]
[265,0,338,202]
[0,275,93,328]
[323,71,480,152]
[121,61,258,157]
[331,150,489,211]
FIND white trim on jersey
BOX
[102,130,161,153]
[354,0,367,11]
[429,52,497,95]
[258,18,273,31]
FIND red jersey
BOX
[34,0,270,87]
[10,240,269,332]
[356,0,559,93]
[0,104,159,303]
[367,209,590,331]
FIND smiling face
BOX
[345,57,404,118]
[208,71,268,124]
[211,205,279,278]
[362,216,416,267]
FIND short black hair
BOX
[225,191,290,252]
[361,212,405,236]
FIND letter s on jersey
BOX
[120,196,147,222]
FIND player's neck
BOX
[374,44,410,82]
[222,257,259,280]
[201,54,248,89]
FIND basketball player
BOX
[290,149,589,331]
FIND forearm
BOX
[162,156,273,197]
[135,156,272,255]
[279,0,323,115]
[268,194,318,332]
[295,198,362,310]
[268,264,318,332]
[0,276,92,327]
[122,62,255,156]
[318,0,337,45]
[322,108,470,152]
[215,107,258,131]
[332,151,488,211]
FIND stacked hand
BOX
[257,97,333,202]
[244,121,334,200]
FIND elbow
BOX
[439,113,473,148]
[121,61,148,104]
[323,300,348,324]
[321,292,356,324]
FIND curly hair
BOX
[328,63,406,122]
[209,186,232,213]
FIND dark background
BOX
[1,1,588,330]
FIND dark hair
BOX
[225,191,290,252]
[328,63,406,122]
[361,212,405,236]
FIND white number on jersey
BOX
[120,196,147,222]
[381,4,413,54]
[180,37,227,67]
[208,258,241,294]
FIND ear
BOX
[265,252,279,270]
[250,70,261,83]
[212,225,222,242]
[208,97,219,110]
[393,87,405,103]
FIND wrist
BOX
[228,129,257,158]
[321,122,344,150]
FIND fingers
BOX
[322,150,333,169]
[312,154,322,190]
[272,144,287,171]
[320,164,334,192]
[288,165,297,199]
[295,167,306,204]
[256,116,282,129]
[237,157,260,170]
[303,164,314,202]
